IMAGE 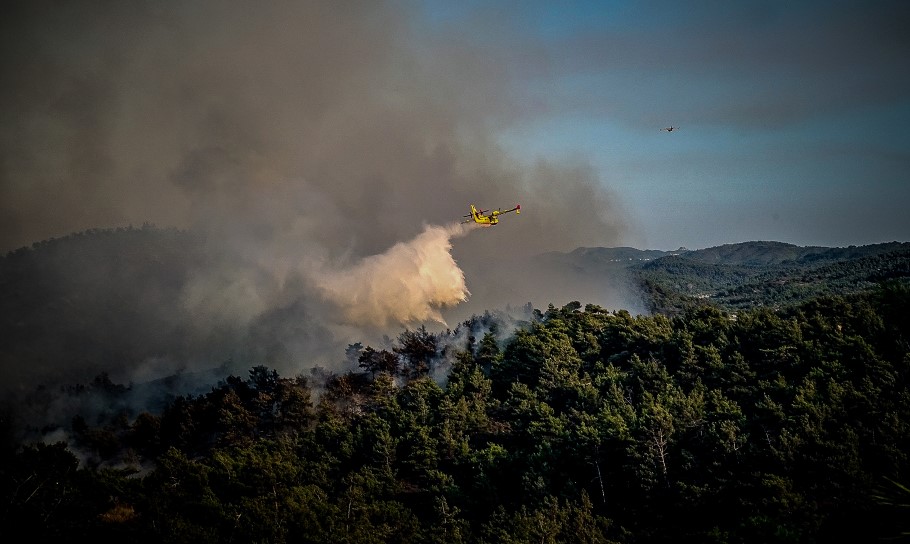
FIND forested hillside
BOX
[0,225,337,395]
[3,285,909,543]
[3,228,910,542]
[4,228,907,390]
[0,226,204,391]
[533,240,910,316]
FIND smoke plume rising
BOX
[0,1,632,398]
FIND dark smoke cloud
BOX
[0,1,629,396]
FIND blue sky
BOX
[1,0,907,255]
[419,0,910,250]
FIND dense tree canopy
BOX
[2,287,909,543]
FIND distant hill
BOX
[537,246,677,265]
[1,227,192,391]
[682,240,909,266]
[534,240,910,315]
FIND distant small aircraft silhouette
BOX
[661,126,678,132]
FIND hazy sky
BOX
[3,0,908,255]
[423,0,910,250]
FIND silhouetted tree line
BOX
[2,285,910,543]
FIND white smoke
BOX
[314,222,474,328]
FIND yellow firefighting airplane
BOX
[462,203,521,226]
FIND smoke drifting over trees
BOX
[315,223,472,328]
[0,1,631,393]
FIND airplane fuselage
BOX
[462,203,520,226]
[471,205,498,225]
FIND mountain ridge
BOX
[534,240,910,315]
[537,240,910,266]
